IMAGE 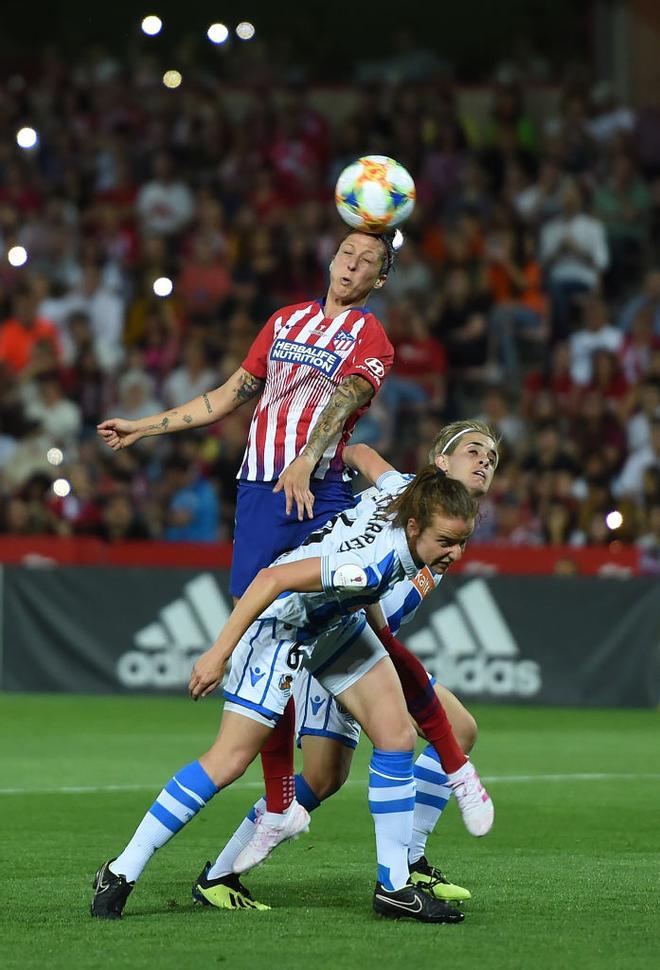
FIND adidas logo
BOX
[117,574,231,689]
[406,578,541,698]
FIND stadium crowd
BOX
[0,44,659,569]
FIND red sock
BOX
[377,626,467,774]
[261,696,296,813]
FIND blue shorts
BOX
[229,478,357,597]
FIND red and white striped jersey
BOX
[239,300,393,482]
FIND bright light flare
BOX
[153,276,173,297]
[53,478,71,497]
[141,15,162,36]
[606,510,623,530]
[162,70,182,89]
[207,23,229,44]
[47,448,64,466]
[393,229,405,249]
[16,127,38,149]
[236,21,255,40]
[7,246,28,267]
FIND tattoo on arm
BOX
[183,414,193,424]
[202,393,213,415]
[301,376,373,466]
[233,371,265,404]
[144,417,170,433]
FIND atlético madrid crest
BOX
[332,331,356,353]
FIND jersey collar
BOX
[316,297,370,315]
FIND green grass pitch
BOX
[1,694,659,970]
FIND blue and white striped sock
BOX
[368,748,415,891]
[408,745,452,865]
[111,761,219,883]
[208,773,321,879]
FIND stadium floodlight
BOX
[16,127,38,149]
[162,70,182,89]
[141,15,162,36]
[7,246,28,267]
[236,21,255,40]
[606,510,623,530]
[153,276,173,297]
[53,478,71,497]
[46,448,64,466]
[207,23,229,44]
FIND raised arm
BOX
[188,557,324,700]
[273,374,374,520]
[343,442,395,486]
[97,366,264,451]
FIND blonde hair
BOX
[427,420,500,466]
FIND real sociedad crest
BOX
[332,330,356,353]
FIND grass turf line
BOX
[1,694,658,970]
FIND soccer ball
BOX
[335,155,416,232]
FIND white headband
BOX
[440,428,473,454]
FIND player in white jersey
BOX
[202,422,499,906]
[91,468,477,924]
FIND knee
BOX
[200,747,251,789]
[373,721,417,753]
[456,712,478,755]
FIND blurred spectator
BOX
[98,493,150,542]
[614,416,660,498]
[617,268,660,336]
[539,179,609,340]
[568,296,622,386]
[115,369,163,422]
[162,343,218,410]
[136,153,195,238]
[585,81,635,146]
[383,298,447,417]
[624,380,660,453]
[514,157,568,226]
[486,227,548,375]
[162,456,219,543]
[0,285,60,374]
[21,371,82,446]
[593,153,651,297]
[177,236,232,320]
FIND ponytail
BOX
[385,464,478,530]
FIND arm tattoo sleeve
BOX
[202,393,213,414]
[233,371,266,404]
[301,375,373,465]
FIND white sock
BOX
[207,797,266,879]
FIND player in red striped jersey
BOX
[98,228,395,833]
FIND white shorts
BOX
[223,612,387,728]
[294,663,438,750]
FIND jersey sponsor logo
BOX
[411,566,435,599]
[331,330,356,353]
[269,338,342,377]
[406,578,542,699]
[364,357,385,378]
[119,574,230,689]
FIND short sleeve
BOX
[241,314,278,381]
[376,470,413,494]
[345,315,394,394]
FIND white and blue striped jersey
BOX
[354,470,444,636]
[261,476,420,641]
